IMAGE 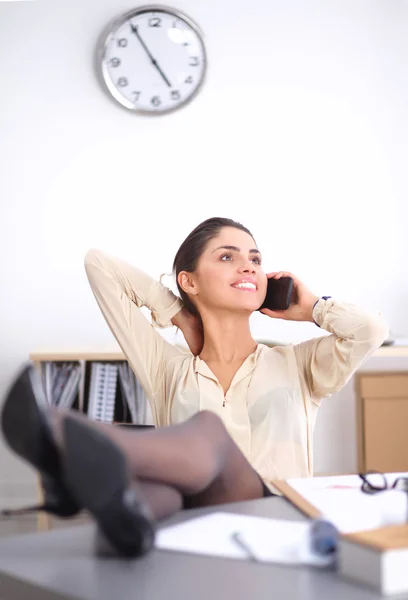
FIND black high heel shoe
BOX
[1,364,80,518]
[62,416,155,558]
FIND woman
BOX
[2,217,388,557]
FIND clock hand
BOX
[130,23,172,88]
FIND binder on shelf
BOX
[39,357,153,425]
[87,362,118,424]
[41,361,81,409]
[42,362,53,404]
[58,366,82,410]
[117,362,137,423]
[117,362,152,425]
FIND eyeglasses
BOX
[358,471,408,495]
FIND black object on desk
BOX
[310,520,339,555]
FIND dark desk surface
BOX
[0,497,406,600]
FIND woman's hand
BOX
[171,308,204,356]
[260,272,320,322]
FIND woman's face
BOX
[191,227,267,314]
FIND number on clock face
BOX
[99,7,206,114]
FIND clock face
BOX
[98,6,207,114]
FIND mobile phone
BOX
[258,276,294,311]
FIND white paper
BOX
[156,512,332,566]
[287,472,408,534]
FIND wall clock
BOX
[97,6,207,114]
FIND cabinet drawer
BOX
[355,372,408,473]
[363,396,408,472]
[359,374,408,399]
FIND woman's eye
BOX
[252,257,262,265]
[220,253,233,261]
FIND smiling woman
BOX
[172,218,267,319]
[1,217,389,558]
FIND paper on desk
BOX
[287,472,408,534]
[156,512,332,566]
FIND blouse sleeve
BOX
[84,248,183,406]
[293,297,389,404]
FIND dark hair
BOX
[172,217,255,317]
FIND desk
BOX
[0,497,406,600]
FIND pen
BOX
[231,531,260,562]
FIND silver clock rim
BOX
[95,5,207,116]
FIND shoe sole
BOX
[2,365,51,470]
[62,417,155,558]
[1,365,80,517]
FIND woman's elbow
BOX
[363,313,389,348]
[84,248,102,270]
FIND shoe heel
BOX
[1,504,45,517]
[62,417,155,558]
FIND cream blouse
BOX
[84,249,388,488]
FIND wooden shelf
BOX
[29,344,408,363]
[30,348,127,362]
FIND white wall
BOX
[1,0,407,502]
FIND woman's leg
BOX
[137,480,183,518]
[52,410,264,508]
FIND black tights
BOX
[52,410,267,521]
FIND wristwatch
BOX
[313,296,332,327]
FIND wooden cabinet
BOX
[355,372,408,473]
